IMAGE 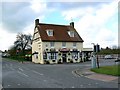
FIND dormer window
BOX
[68,31,74,37]
[46,29,53,36]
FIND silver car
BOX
[104,55,113,59]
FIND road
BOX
[2,58,119,89]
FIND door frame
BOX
[62,53,67,63]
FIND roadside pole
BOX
[0,51,2,89]
[96,55,99,68]
[96,44,100,68]
[91,52,96,68]
[91,43,96,68]
[91,43,100,69]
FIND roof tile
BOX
[37,23,84,42]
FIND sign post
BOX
[91,43,100,68]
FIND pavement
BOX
[74,68,119,83]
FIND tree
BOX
[8,45,17,56]
[14,33,32,57]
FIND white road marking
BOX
[5,64,8,67]
[32,70,44,76]
[8,85,11,87]
[80,85,83,87]
[17,84,20,86]
[95,83,98,85]
[17,71,29,77]
[44,80,47,82]
[72,70,81,77]
[72,70,78,77]
[9,64,14,70]
[88,83,91,86]
[71,86,75,88]
[10,64,13,67]
[18,68,24,71]
[0,84,2,89]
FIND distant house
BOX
[32,19,84,64]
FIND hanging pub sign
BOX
[32,51,38,55]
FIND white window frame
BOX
[50,42,55,48]
[70,31,74,37]
[68,31,74,37]
[47,52,57,60]
[47,30,53,36]
[62,42,66,48]
[73,42,77,48]
[72,52,78,60]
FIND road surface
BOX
[2,58,119,89]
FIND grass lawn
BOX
[91,65,120,76]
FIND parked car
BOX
[104,55,113,59]
[115,58,120,62]
[2,53,10,58]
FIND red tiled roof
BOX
[37,23,84,42]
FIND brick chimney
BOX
[35,19,39,26]
[70,22,74,28]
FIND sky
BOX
[0,0,119,51]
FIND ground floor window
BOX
[47,52,58,60]
[33,51,38,59]
[72,52,78,60]
[43,52,47,59]
[35,54,38,59]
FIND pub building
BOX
[32,19,84,64]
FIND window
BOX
[68,31,74,37]
[43,52,47,59]
[36,55,38,59]
[48,53,57,60]
[73,42,77,47]
[34,32,39,39]
[72,52,78,60]
[62,42,66,47]
[50,42,55,47]
[34,51,38,59]
[47,30,53,36]
[45,44,48,47]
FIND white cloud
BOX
[0,16,45,51]
[0,24,16,51]
[30,0,47,13]
[22,15,45,35]
[62,1,118,48]
[62,6,95,21]
[95,28,117,47]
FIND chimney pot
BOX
[35,19,39,26]
[70,22,74,28]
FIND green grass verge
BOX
[91,65,120,76]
